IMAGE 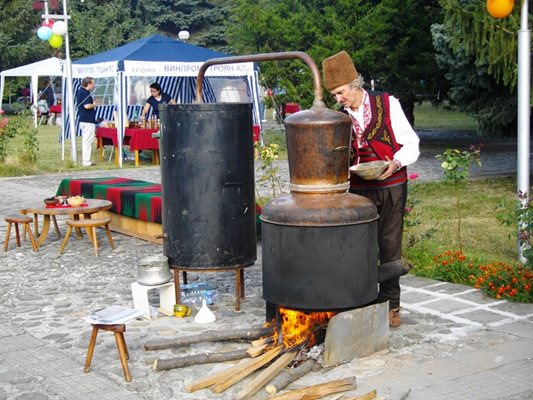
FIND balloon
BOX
[49,34,63,48]
[37,26,53,41]
[52,21,67,36]
[487,0,514,18]
[42,19,55,29]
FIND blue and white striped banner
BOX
[61,74,259,142]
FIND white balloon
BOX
[178,30,190,40]
[52,21,67,36]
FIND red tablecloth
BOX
[49,105,62,114]
[97,127,159,149]
[126,128,159,151]
[285,103,300,114]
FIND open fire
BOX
[275,307,336,348]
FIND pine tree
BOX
[434,0,530,136]
[226,0,445,122]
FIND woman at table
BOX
[140,83,176,120]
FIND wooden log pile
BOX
[145,325,378,399]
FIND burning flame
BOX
[275,307,336,348]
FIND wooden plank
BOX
[268,377,357,400]
[340,389,377,400]
[251,336,274,347]
[93,210,162,244]
[235,348,298,400]
[184,345,283,393]
[246,343,269,358]
[211,346,284,393]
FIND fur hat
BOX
[322,51,358,91]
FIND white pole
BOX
[62,0,77,163]
[517,0,530,262]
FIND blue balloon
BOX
[37,26,52,41]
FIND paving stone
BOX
[421,298,474,313]
[454,308,510,324]
[455,290,501,304]
[1,137,532,399]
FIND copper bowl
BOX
[350,160,389,180]
[44,197,59,206]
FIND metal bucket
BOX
[137,254,173,286]
[159,103,256,270]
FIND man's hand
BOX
[378,156,400,180]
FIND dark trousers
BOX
[351,183,407,309]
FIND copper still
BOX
[257,52,379,311]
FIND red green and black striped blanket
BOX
[56,177,263,227]
[56,177,162,223]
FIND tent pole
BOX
[61,0,77,163]
[118,72,124,168]
[32,74,38,128]
[0,75,4,110]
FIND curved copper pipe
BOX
[195,51,323,106]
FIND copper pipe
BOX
[195,51,323,106]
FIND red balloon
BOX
[42,19,55,29]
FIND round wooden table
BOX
[20,199,113,246]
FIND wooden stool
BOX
[59,218,115,256]
[4,215,38,252]
[84,323,131,382]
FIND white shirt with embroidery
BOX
[345,89,420,168]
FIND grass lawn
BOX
[414,101,478,131]
[0,118,157,177]
[403,177,518,271]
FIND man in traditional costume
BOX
[322,51,420,327]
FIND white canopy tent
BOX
[0,57,64,127]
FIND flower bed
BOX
[433,250,533,302]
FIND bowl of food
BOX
[67,196,85,207]
[44,197,59,206]
[349,160,389,180]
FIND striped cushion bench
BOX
[56,177,262,242]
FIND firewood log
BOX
[264,359,317,395]
[246,343,269,357]
[184,345,283,393]
[144,324,273,350]
[234,347,299,400]
[211,346,284,393]
[340,389,377,400]
[153,348,250,371]
[267,376,357,400]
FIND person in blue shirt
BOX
[76,77,96,167]
[140,83,176,120]
[39,79,55,108]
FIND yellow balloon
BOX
[49,34,63,48]
[487,0,515,19]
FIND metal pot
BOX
[137,254,173,286]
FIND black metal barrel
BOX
[159,103,256,269]
[261,192,378,310]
